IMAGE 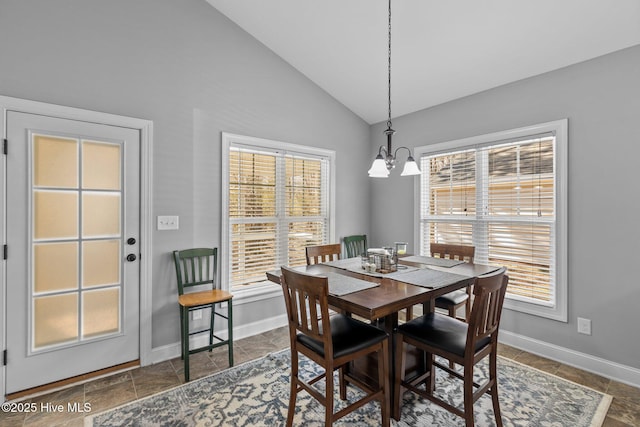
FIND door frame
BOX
[0,95,153,401]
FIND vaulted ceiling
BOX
[207,0,640,124]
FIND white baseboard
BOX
[500,330,640,389]
[149,314,288,365]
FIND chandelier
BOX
[368,0,421,178]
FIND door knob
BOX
[126,254,137,262]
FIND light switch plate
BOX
[157,215,179,230]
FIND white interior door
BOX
[5,111,140,394]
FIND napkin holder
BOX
[363,247,397,273]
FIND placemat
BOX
[400,255,465,268]
[324,257,419,277]
[392,268,470,289]
[267,267,379,296]
[323,272,379,296]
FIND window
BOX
[222,133,335,296]
[415,120,567,321]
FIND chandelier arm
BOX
[393,146,414,159]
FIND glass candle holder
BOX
[395,242,408,255]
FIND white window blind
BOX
[223,135,333,291]
[417,120,567,320]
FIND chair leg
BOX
[286,351,299,427]
[227,300,234,366]
[448,305,457,370]
[392,334,406,420]
[463,363,475,427]
[378,340,390,427]
[182,306,191,382]
[464,298,471,322]
[325,363,334,427]
[425,352,435,394]
[490,352,503,427]
[179,306,185,360]
[339,366,347,400]
[448,305,456,319]
[209,304,215,350]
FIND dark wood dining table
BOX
[266,255,501,417]
[267,255,499,331]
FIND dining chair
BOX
[342,234,367,259]
[393,267,508,426]
[173,248,233,381]
[280,266,390,427]
[431,243,476,321]
[305,243,342,265]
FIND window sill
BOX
[503,297,567,322]
[231,281,282,306]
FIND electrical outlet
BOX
[192,310,203,320]
[577,317,591,335]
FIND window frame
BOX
[221,133,336,301]
[413,119,568,321]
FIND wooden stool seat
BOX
[178,289,233,308]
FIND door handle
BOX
[126,254,137,262]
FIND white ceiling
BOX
[207,0,640,124]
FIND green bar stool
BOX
[342,234,367,258]
[173,248,233,381]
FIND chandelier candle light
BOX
[368,0,421,178]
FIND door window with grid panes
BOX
[222,134,334,292]
[416,120,567,321]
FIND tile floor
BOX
[1,326,639,426]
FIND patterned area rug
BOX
[86,350,611,426]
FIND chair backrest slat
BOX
[305,244,341,265]
[281,266,332,354]
[430,243,475,263]
[466,268,508,350]
[173,248,218,295]
[343,235,367,259]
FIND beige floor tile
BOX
[84,371,132,393]
[512,351,561,374]
[23,412,84,427]
[23,385,86,427]
[602,415,635,427]
[133,373,182,399]
[51,417,86,427]
[0,410,26,427]
[497,343,523,360]
[130,360,177,379]
[84,378,137,414]
[607,380,640,406]
[607,396,640,426]
[555,364,610,392]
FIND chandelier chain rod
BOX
[387,0,392,129]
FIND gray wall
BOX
[0,0,371,349]
[370,44,640,369]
